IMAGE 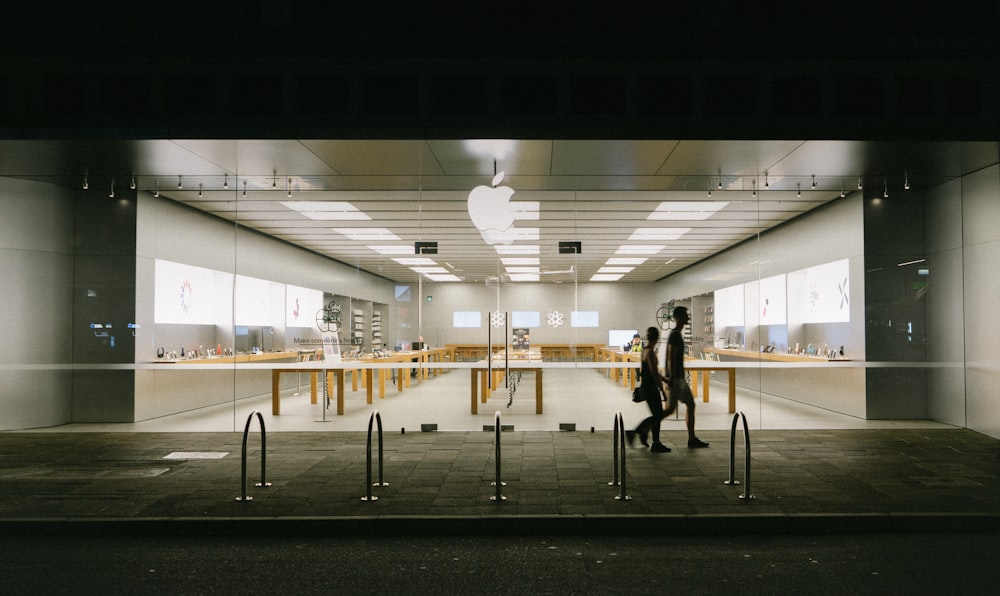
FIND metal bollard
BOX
[724,411,755,500]
[362,410,388,501]
[235,409,272,502]
[613,411,630,501]
[490,410,506,501]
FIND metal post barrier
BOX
[724,413,741,486]
[362,410,388,501]
[724,411,755,500]
[490,410,506,501]
[613,411,630,501]
[235,409,272,502]
[608,411,621,487]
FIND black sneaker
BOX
[625,430,636,447]
[687,438,709,448]
[650,442,671,453]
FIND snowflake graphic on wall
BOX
[490,311,506,328]
[547,311,565,328]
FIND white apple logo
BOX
[468,171,516,245]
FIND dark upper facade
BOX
[1,1,997,143]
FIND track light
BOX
[83,175,88,190]
[223,173,229,189]
[718,178,722,189]
[857,176,863,190]
[904,173,910,190]
[178,175,183,189]
[796,183,801,198]
[129,175,136,190]
[243,180,247,197]
[287,177,292,198]
[198,183,203,198]
[840,180,846,198]
[883,179,888,198]
[764,172,769,188]
[811,175,816,189]
[109,179,115,199]
[752,179,756,197]
[154,180,159,198]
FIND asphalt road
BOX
[3,531,997,595]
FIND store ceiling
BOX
[2,139,997,284]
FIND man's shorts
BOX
[668,376,695,408]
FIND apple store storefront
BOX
[2,139,1000,441]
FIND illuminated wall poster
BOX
[511,311,540,328]
[805,258,850,323]
[453,311,482,328]
[154,259,220,325]
[759,274,788,325]
[571,311,599,327]
[286,284,324,328]
[713,283,745,327]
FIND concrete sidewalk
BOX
[1,427,998,535]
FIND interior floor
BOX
[33,367,952,435]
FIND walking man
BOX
[665,306,709,448]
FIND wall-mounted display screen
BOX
[804,258,850,323]
[511,311,540,328]
[758,274,787,325]
[714,283,745,327]
[286,284,324,328]
[154,259,227,325]
[609,329,639,348]
[571,311,599,327]
[453,311,482,328]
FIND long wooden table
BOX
[447,343,602,362]
[470,363,543,414]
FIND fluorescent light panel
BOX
[334,228,400,241]
[505,266,540,274]
[507,273,539,281]
[605,257,647,265]
[616,245,665,255]
[598,266,634,274]
[282,201,371,221]
[495,245,540,255]
[369,245,413,255]
[647,201,729,221]
[629,228,690,241]
[393,257,437,266]
[501,257,539,266]
[410,267,449,274]
[425,273,462,282]
[590,273,624,281]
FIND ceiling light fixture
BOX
[178,175,183,189]
[796,183,801,198]
[764,172,769,188]
[83,175,88,190]
[129,175,136,190]
[198,184,203,198]
[718,178,723,189]
[154,180,159,198]
[840,180,846,198]
[109,179,115,199]
[242,180,247,197]
[883,179,888,198]
[904,172,910,190]
[811,174,816,189]
[857,176,863,190]
[752,179,756,197]
[223,174,229,189]
[287,177,292,198]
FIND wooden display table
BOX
[469,362,543,414]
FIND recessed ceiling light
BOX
[505,266,540,274]
[606,257,647,265]
[647,201,729,221]
[507,273,539,282]
[334,228,400,241]
[369,245,413,255]
[590,273,624,282]
[424,274,462,282]
[616,245,665,255]
[629,228,690,241]
[598,266,634,274]
[393,257,437,266]
[282,201,371,221]
[410,267,449,274]
[495,245,540,255]
[501,257,540,266]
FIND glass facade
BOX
[1,140,998,440]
